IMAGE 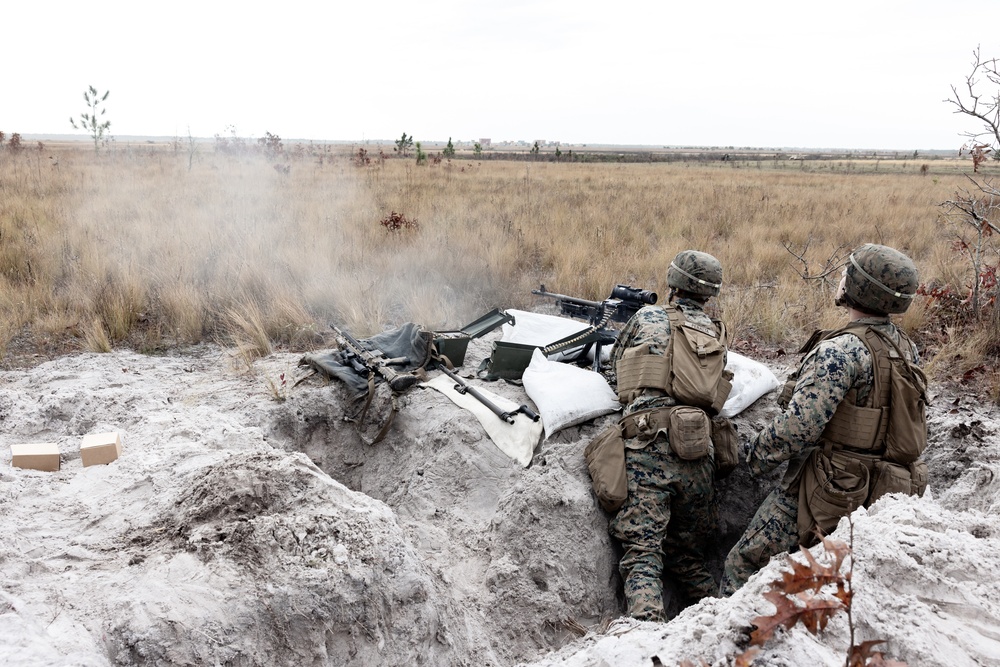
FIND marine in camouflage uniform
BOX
[720,244,920,596]
[608,250,724,622]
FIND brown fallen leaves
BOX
[679,534,908,666]
[746,536,908,667]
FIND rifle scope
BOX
[610,284,657,305]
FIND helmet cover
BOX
[841,243,918,314]
[667,250,722,297]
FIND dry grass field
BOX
[0,143,997,397]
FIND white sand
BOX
[0,338,997,666]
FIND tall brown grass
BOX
[0,145,995,394]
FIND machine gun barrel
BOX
[531,285,604,310]
[438,365,539,424]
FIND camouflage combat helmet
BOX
[840,243,918,315]
[667,250,722,297]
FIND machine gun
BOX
[531,283,658,371]
[532,284,658,325]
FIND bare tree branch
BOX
[782,237,850,284]
[947,46,1000,163]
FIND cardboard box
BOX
[80,432,122,467]
[11,443,61,472]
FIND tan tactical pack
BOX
[615,306,733,415]
[584,422,628,513]
[790,323,930,544]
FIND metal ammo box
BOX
[433,309,514,367]
[482,328,606,380]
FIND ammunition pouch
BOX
[711,415,739,478]
[909,459,928,496]
[777,376,796,410]
[797,448,871,545]
[668,406,712,460]
[619,406,672,442]
[619,405,711,461]
[869,460,913,505]
[798,443,929,545]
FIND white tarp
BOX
[422,373,542,466]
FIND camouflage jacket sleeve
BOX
[746,337,864,477]
[610,313,641,368]
[610,305,671,367]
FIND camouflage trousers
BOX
[608,435,717,622]
[719,486,799,596]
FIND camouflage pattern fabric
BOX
[611,301,718,417]
[719,487,799,596]
[844,244,919,315]
[719,317,917,595]
[608,300,721,620]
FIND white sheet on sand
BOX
[421,373,542,467]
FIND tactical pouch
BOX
[584,422,628,513]
[798,449,870,545]
[909,459,929,496]
[869,460,913,505]
[619,407,672,445]
[777,376,797,410]
[711,415,739,478]
[615,345,669,404]
[667,406,711,460]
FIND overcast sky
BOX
[5,1,998,149]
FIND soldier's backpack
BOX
[778,323,928,464]
[615,306,732,415]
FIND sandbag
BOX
[521,349,621,439]
[720,351,781,418]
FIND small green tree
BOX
[395,132,414,157]
[442,137,456,158]
[415,141,427,165]
[70,86,112,153]
[531,141,540,156]
[473,142,482,157]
